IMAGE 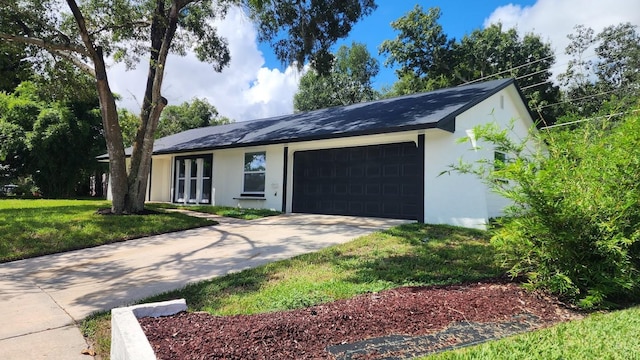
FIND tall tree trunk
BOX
[66,0,129,214]
[125,0,179,213]
[127,97,167,212]
[94,47,128,213]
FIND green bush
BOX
[454,109,640,308]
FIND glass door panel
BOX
[174,156,213,204]
[175,159,187,202]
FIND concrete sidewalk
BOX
[0,213,410,359]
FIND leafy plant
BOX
[449,108,640,308]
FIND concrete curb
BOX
[110,299,187,360]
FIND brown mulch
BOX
[139,282,582,360]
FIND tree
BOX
[559,23,640,117]
[294,42,379,111]
[1,0,376,214]
[379,6,453,85]
[379,6,560,124]
[156,98,232,138]
[0,81,104,197]
[0,42,33,93]
[118,109,141,148]
[453,24,560,125]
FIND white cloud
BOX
[484,0,640,80]
[107,7,302,121]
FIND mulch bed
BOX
[139,282,582,359]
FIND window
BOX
[494,151,507,171]
[494,151,509,184]
[243,152,266,194]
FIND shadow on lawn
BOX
[144,223,502,314]
[0,205,214,263]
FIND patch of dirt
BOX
[139,282,581,360]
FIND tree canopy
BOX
[0,42,33,93]
[379,6,452,83]
[379,5,560,124]
[0,81,103,197]
[558,23,640,117]
[0,0,377,213]
[156,98,232,138]
[294,42,379,112]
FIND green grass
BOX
[143,223,498,315]
[0,199,215,262]
[81,223,640,359]
[5,200,628,359]
[146,203,282,220]
[83,223,500,357]
[423,306,640,359]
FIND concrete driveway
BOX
[0,213,410,359]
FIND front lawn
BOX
[145,223,499,315]
[0,199,215,262]
[82,221,640,359]
[424,305,640,359]
[83,223,501,357]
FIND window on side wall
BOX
[243,152,266,196]
[494,151,509,184]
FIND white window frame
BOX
[242,151,266,196]
[174,155,212,204]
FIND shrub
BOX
[452,109,640,308]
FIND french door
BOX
[174,155,212,204]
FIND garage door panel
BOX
[292,142,419,220]
[383,183,400,196]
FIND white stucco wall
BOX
[148,156,172,202]
[210,145,284,211]
[139,83,533,229]
[424,85,534,228]
[423,128,488,229]
[484,86,535,219]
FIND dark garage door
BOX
[292,142,420,220]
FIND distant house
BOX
[103,78,535,229]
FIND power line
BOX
[535,89,621,110]
[516,68,552,80]
[460,54,556,86]
[540,109,640,130]
[447,25,640,88]
[520,80,551,91]
[461,51,598,86]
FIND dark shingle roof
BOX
[106,78,517,158]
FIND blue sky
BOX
[258,0,537,89]
[110,0,639,121]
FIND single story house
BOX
[105,78,535,229]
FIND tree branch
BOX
[51,50,96,77]
[65,0,99,60]
[0,32,89,57]
[89,21,152,37]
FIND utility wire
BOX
[516,68,552,80]
[520,80,551,91]
[458,26,638,87]
[535,89,621,109]
[540,109,640,129]
[460,54,556,86]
